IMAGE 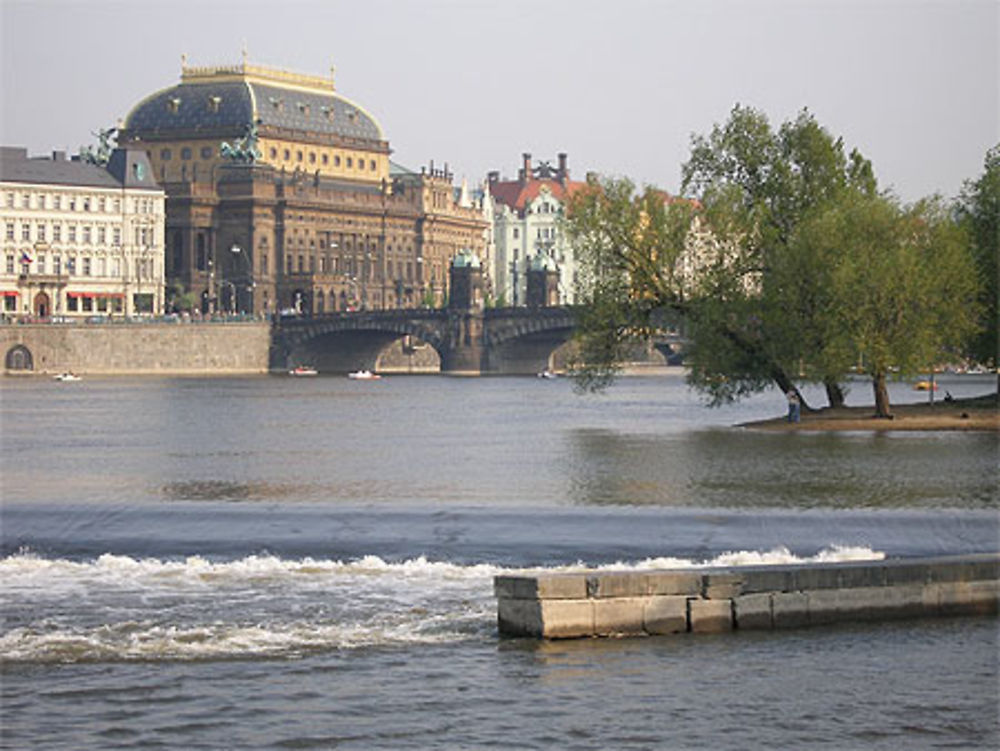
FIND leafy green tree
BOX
[567,106,978,417]
[955,145,999,386]
[565,175,695,391]
[804,192,979,417]
[680,105,878,408]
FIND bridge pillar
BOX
[439,310,486,375]
[440,251,487,374]
[526,255,560,307]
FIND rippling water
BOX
[1,372,997,749]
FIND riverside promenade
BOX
[495,554,999,639]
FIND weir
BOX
[494,553,999,639]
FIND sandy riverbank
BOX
[742,394,999,432]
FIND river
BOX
[1,371,997,749]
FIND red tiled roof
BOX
[489,177,587,214]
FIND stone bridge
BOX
[271,306,579,375]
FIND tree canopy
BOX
[955,145,999,376]
[564,105,984,417]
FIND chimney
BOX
[488,170,500,183]
[558,153,568,182]
[521,152,532,182]
[51,150,66,162]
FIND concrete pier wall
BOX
[494,554,999,639]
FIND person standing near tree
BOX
[786,390,801,423]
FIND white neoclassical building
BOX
[0,145,165,319]
[487,153,586,306]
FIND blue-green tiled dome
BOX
[125,75,384,142]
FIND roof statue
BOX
[220,119,262,164]
[533,160,557,179]
[80,126,118,166]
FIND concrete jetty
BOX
[494,554,999,639]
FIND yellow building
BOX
[120,59,487,315]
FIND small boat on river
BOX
[914,380,938,391]
[54,372,81,382]
[289,366,318,376]
[348,370,381,380]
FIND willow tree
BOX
[803,192,980,417]
[566,106,882,408]
[566,176,695,392]
[680,105,878,408]
[955,145,999,391]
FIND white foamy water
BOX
[0,546,883,663]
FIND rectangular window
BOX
[68,226,77,243]
[37,224,46,242]
[5,254,14,273]
[53,225,61,242]
[53,195,61,210]
[82,257,91,276]
[53,255,61,275]
[112,258,121,277]
[5,193,13,208]
[98,197,106,212]
[67,295,78,312]
[4,223,13,241]
[69,197,76,211]
[97,226,106,244]
[97,257,106,277]
[67,257,76,275]
[82,296,93,312]
[36,254,46,274]
[21,224,30,241]
[83,226,92,244]
[112,227,121,246]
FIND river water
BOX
[1,371,997,749]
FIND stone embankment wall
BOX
[495,554,999,639]
[2,322,271,375]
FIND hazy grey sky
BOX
[1,0,996,200]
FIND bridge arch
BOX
[272,307,580,375]
[275,312,449,373]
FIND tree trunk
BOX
[770,367,812,411]
[824,380,846,409]
[872,370,893,418]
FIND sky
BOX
[0,0,996,201]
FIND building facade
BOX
[487,153,586,306]
[118,59,487,315]
[0,146,165,319]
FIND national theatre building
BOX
[120,59,489,315]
